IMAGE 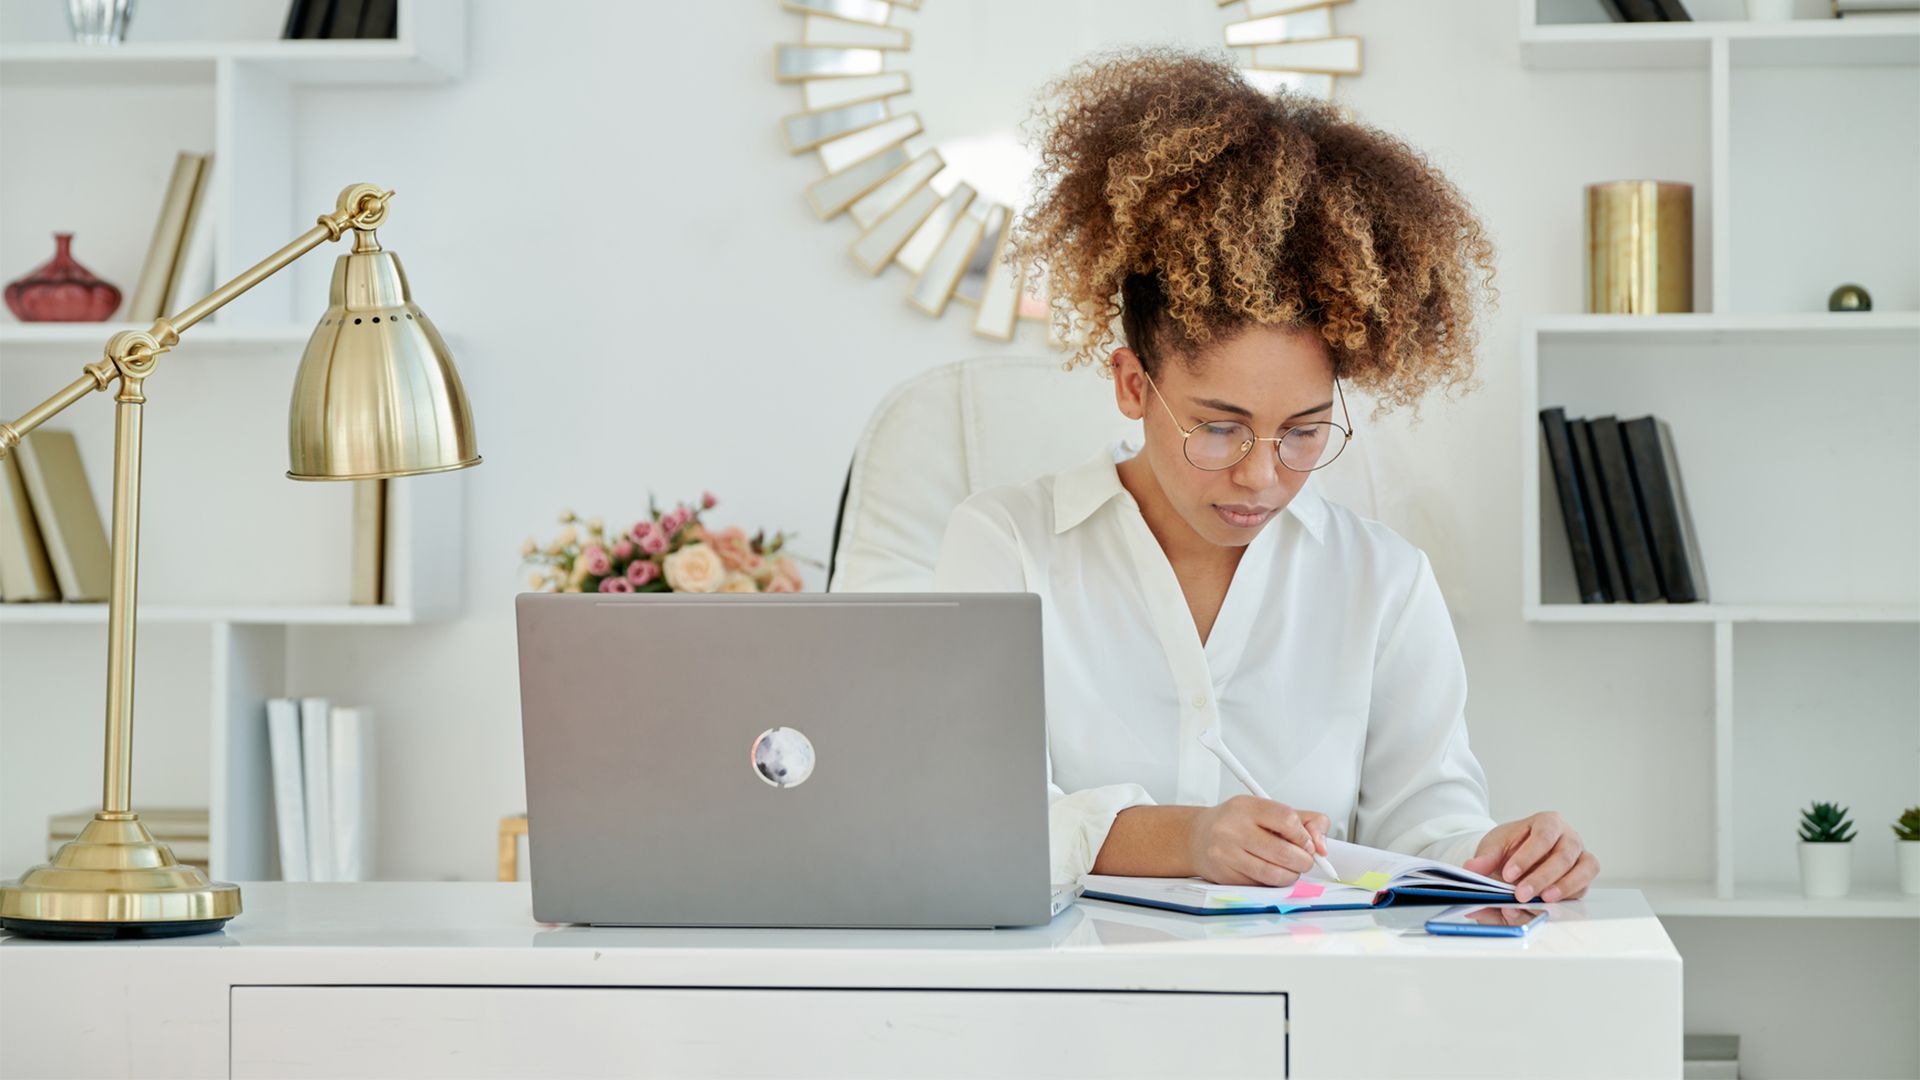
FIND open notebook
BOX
[1081,837,1514,916]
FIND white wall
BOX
[3,3,1915,1074]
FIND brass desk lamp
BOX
[0,183,480,938]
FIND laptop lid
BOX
[516,592,1051,928]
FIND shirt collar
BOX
[1051,439,1328,543]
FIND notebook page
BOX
[1319,838,1510,892]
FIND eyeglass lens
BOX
[1185,421,1346,472]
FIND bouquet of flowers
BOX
[520,493,808,594]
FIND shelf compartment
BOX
[1520,13,1920,70]
[1525,328,1919,611]
[0,1,466,87]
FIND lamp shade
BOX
[287,231,480,480]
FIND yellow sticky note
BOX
[1209,893,1249,906]
[1351,871,1391,891]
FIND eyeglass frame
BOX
[1138,365,1355,473]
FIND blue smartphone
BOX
[1424,904,1548,937]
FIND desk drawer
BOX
[231,985,1288,1079]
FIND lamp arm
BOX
[0,183,395,459]
[0,182,392,820]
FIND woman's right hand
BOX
[1186,795,1331,887]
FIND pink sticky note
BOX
[1287,881,1325,900]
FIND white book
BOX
[265,698,309,883]
[327,705,376,882]
[299,696,334,882]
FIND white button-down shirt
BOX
[933,440,1497,884]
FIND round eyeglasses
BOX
[1142,368,1353,473]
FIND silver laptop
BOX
[516,591,1075,928]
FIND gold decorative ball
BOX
[1827,284,1872,312]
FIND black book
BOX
[1569,419,1624,604]
[1588,416,1663,603]
[1650,0,1694,18]
[1623,416,1704,603]
[325,0,369,38]
[286,0,334,39]
[1595,0,1628,19]
[358,0,397,38]
[1540,408,1608,604]
[1616,0,1667,19]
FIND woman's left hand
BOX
[1463,812,1598,903]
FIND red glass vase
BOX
[5,233,122,322]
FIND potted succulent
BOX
[1797,801,1855,899]
[1894,807,1920,897]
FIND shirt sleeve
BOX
[933,498,1156,884]
[1351,549,1497,869]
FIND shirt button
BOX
[1191,694,1207,709]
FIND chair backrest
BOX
[828,356,1396,593]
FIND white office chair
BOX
[826,355,1419,593]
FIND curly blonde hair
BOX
[1013,48,1496,412]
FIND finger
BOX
[1543,851,1600,902]
[1516,833,1582,903]
[1300,811,1331,853]
[1463,836,1508,874]
[1234,847,1301,889]
[1502,821,1559,884]
[1241,826,1314,878]
[1471,824,1528,878]
[1250,800,1314,850]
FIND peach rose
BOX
[719,572,759,593]
[707,526,755,573]
[663,542,727,593]
[766,557,804,593]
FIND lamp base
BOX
[0,814,241,939]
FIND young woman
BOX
[934,50,1598,902]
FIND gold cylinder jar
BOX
[1585,180,1693,314]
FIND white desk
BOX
[0,882,1680,1079]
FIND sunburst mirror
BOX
[775,0,1361,341]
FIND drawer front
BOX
[231,985,1288,1079]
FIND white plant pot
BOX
[1798,841,1851,899]
[1745,0,1796,18]
[1899,841,1920,897]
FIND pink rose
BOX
[766,557,804,593]
[626,559,660,587]
[598,576,634,593]
[663,543,728,593]
[701,491,718,509]
[707,527,754,573]
[612,539,634,560]
[582,545,611,577]
[629,521,653,543]
[660,507,691,535]
[638,530,668,556]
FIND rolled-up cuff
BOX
[1050,783,1157,884]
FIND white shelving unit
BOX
[1519,3,1920,920]
[0,1,468,881]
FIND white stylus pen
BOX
[1197,726,1342,883]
